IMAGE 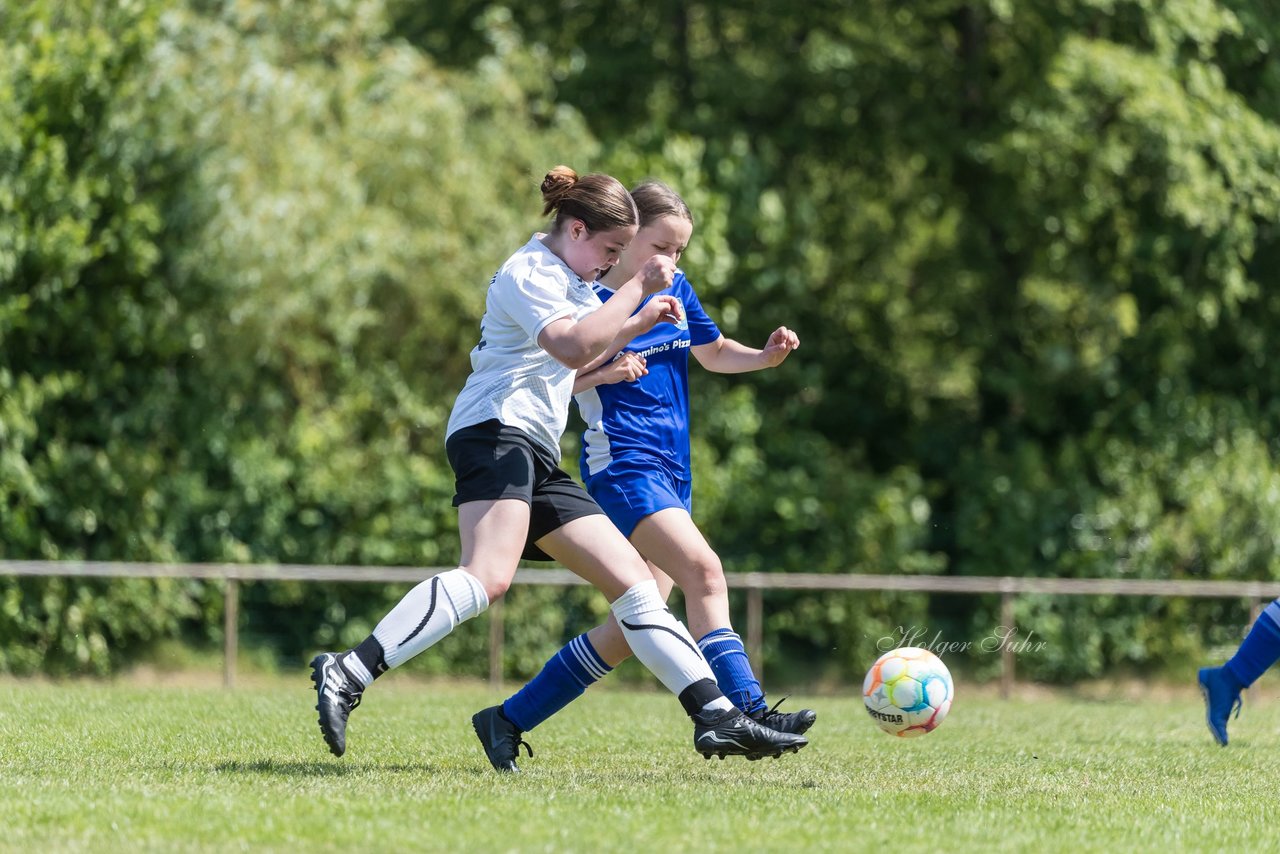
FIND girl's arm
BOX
[539,257,681,370]
[574,300,682,374]
[692,326,799,374]
[572,352,648,395]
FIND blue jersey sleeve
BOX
[674,272,720,346]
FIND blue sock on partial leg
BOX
[1225,599,1280,688]
[502,633,612,732]
[697,627,766,715]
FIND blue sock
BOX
[502,633,612,732]
[697,627,766,715]
[1225,599,1280,688]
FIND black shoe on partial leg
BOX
[749,697,817,735]
[310,652,364,757]
[693,707,808,760]
[472,705,533,773]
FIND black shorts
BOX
[446,419,605,561]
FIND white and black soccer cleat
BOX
[310,652,364,757]
[693,707,808,761]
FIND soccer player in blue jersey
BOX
[310,167,806,766]
[471,180,814,772]
[1199,598,1280,745]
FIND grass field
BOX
[2,673,1277,852]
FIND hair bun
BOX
[540,165,579,215]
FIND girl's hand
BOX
[637,255,676,296]
[760,326,799,368]
[635,294,683,334]
[603,351,648,384]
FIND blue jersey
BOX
[576,270,721,479]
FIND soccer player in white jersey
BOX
[471,180,814,772]
[310,166,807,767]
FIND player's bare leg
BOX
[312,500,526,756]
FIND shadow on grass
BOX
[539,764,830,789]
[213,759,442,776]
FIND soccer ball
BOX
[863,646,954,737]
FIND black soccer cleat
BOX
[310,652,364,757]
[693,707,808,761]
[749,696,818,736]
[472,705,533,773]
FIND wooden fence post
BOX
[1249,598,1265,629]
[488,597,505,689]
[747,586,764,683]
[1246,598,1265,704]
[223,577,239,689]
[1000,588,1015,700]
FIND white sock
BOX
[611,580,715,696]
[372,569,489,669]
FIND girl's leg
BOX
[1225,598,1280,687]
[499,563,675,733]
[586,562,677,666]
[533,514,729,711]
[1199,597,1280,745]
[629,508,765,715]
[627,508,814,731]
[364,499,528,670]
[630,507,729,638]
[476,513,809,769]
[503,508,821,733]
[312,499,527,756]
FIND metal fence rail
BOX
[5,560,1279,696]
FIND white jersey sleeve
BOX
[446,235,602,459]
[488,251,577,343]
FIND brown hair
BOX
[629,180,693,228]
[540,165,638,233]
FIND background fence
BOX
[5,560,1279,696]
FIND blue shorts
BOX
[583,458,691,539]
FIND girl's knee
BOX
[461,564,514,602]
[691,555,727,599]
[485,577,512,602]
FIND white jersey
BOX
[446,235,602,459]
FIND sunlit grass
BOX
[1,674,1275,852]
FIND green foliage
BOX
[397,0,1280,681]
[1,0,609,673]
[0,0,217,672]
[6,0,1280,682]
